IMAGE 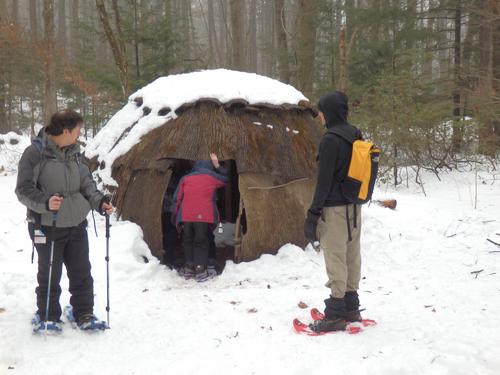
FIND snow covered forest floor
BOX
[1,161,499,375]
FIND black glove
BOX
[98,194,112,215]
[304,211,320,242]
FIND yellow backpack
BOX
[330,129,380,204]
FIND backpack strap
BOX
[32,138,46,187]
[329,127,361,242]
[327,127,359,144]
[344,204,358,243]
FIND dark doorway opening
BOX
[161,159,192,268]
[213,160,243,265]
[161,159,243,273]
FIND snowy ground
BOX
[1,165,499,375]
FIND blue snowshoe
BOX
[64,305,107,331]
[31,313,63,334]
[194,265,217,283]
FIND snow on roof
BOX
[85,69,308,187]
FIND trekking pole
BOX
[45,210,58,331]
[105,213,111,328]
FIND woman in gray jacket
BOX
[16,109,113,332]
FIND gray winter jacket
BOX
[15,131,105,228]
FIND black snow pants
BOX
[182,222,210,267]
[29,220,94,322]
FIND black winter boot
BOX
[344,291,362,322]
[309,296,347,333]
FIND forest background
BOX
[0,0,499,184]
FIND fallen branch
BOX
[487,238,500,247]
[470,269,484,278]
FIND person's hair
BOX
[45,109,83,136]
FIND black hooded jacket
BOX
[308,91,362,216]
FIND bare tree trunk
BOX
[492,0,500,149]
[337,1,357,93]
[29,0,39,43]
[260,0,274,76]
[207,0,222,66]
[0,6,7,133]
[180,0,192,59]
[187,0,198,61]
[275,0,290,82]
[43,0,58,125]
[0,65,7,134]
[163,0,174,68]
[215,0,231,66]
[405,0,417,49]
[247,0,257,72]
[12,0,19,25]
[69,0,79,59]
[206,0,214,66]
[230,0,244,70]
[95,1,107,64]
[296,0,318,98]
[437,0,450,80]
[95,0,129,98]
[30,97,36,136]
[217,0,229,67]
[1,3,14,132]
[477,0,495,155]
[423,0,436,79]
[133,0,140,80]
[451,0,463,153]
[332,0,343,87]
[57,0,66,48]
[338,28,347,92]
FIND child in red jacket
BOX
[174,153,228,281]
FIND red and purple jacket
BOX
[173,160,228,228]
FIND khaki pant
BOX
[317,205,362,298]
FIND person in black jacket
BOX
[304,91,364,333]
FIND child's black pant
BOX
[182,222,210,267]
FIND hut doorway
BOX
[161,159,244,273]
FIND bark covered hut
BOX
[86,69,321,264]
